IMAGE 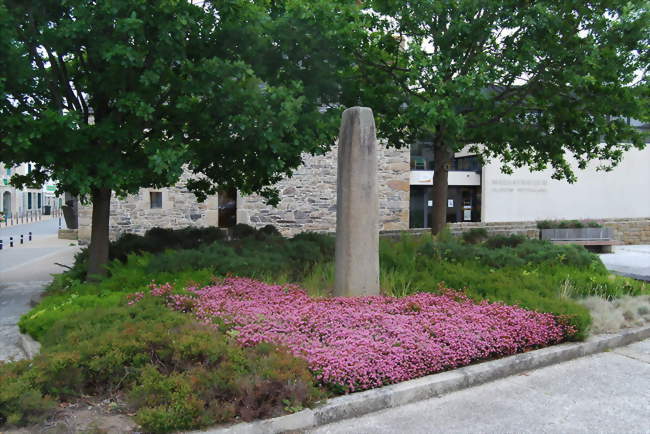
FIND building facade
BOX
[77,144,411,241]
[1,163,60,220]
[76,132,650,243]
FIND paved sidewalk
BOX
[0,216,66,240]
[600,245,650,282]
[0,237,79,361]
[310,339,650,434]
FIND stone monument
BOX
[334,107,380,296]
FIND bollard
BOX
[29,231,32,241]
[20,234,23,244]
[58,217,61,230]
[0,239,2,250]
[10,236,13,247]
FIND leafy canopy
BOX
[351,0,649,179]
[0,0,352,203]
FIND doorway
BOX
[2,191,10,218]
[409,186,481,228]
[218,189,237,228]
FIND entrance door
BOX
[2,191,10,217]
[218,189,237,228]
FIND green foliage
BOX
[0,0,352,273]
[0,0,344,201]
[0,361,55,427]
[231,223,259,240]
[24,229,334,338]
[111,227,227,262]
[461,228,488,244]
[354,1,649,178]
[21,261,214,340]
[483,234,527,249]
[146,232,335,281]
[537,220,603,229]
[372,234,648,339]
[11,296,323,432]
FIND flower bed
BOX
[150,278,573,392]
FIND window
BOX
[37,193,42,209]
[27,193,32,209]
[5,167,10,176]
[150,191,163,209]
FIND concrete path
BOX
[0,233,79,361]
[600,245,650,282]
[310,339,650,434]
[0,216,66,240]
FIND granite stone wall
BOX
[78,172,219,242]
[385,218,650,245]
[602,218,650,245]
[78,143,411,241]
[237,143,410,236]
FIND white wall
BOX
[482,147,650,222]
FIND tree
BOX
[0,0,353,277]
[350,0,649,234]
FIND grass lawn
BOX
[2,225,647,432]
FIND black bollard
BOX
[10,236,13,247]
[29,231,32,241]
[0,239,3,250]
[20,234,23,244]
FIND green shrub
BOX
[0,361,55,426]
[484,234,526,249]
[9,297,323,432]
[146,232,335,281]
[536,219,602,229]
[258,224,281,238]
[370,234,648,339]
[231,223,258,239]
[461,228,488,244]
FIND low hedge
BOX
[537,219,603,229]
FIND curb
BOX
[197,324,650,434]
[18,332,42,360]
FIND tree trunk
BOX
[87,187,111,280]
[430,144,453,235]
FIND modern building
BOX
[76,122,650,244]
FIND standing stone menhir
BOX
[334,107,380,297]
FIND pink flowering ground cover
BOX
[145,278,573,392]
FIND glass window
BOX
[410,141,434,171]
[37,193,42,208]
[452,156,481,172]
[28,193,32,209]
[150,192,163,209]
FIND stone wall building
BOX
[76,129,650,244]
[77,143,411,241]
[237,144,410,236]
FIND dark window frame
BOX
[150,191,163,209]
